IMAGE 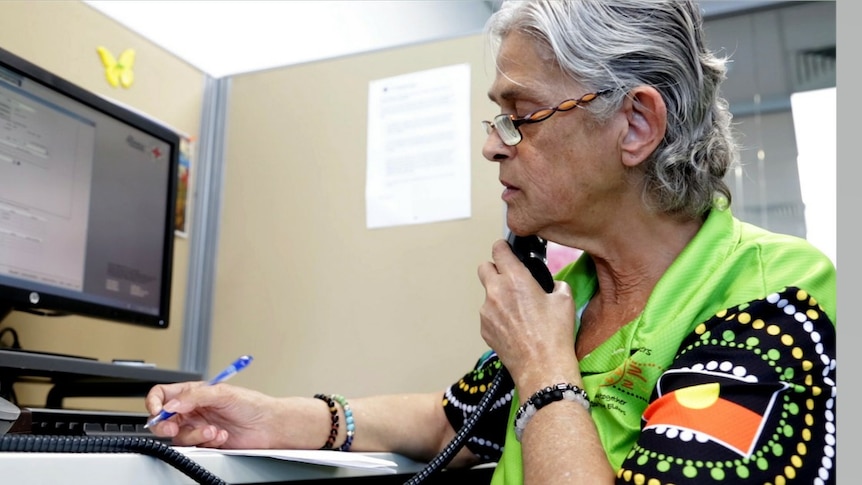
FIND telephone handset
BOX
[506,232,555,294]
[403,233,554,484]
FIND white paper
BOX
[366,63,472,229]
[175,447,398,471]
[790,87,836,267]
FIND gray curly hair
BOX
[486,0,738,218]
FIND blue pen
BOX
[144,355,254,429]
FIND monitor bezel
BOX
[0,46,179,329]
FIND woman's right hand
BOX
[145,381,286,449]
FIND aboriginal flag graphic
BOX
[618,288,836,484]
[644,371,787,457]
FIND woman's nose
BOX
[482,129,514,162]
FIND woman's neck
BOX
[575,215,703,357]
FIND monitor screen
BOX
[0,46,179,329]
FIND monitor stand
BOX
[0,304,10,326]
[0,346,97,362]
[0,348,201,407]
[0,303,201,406]
[0,304,96,361]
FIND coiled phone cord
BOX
[403,360,508,485]
[0,434,227,485]
[404,234,553,484]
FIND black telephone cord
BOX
[0,434,227,485]
[405,234,552,484]
[403,361,507,485]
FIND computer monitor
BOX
[0,46,179,329]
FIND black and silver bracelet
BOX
[514,383,590,441]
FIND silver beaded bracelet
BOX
[514,383,590,442]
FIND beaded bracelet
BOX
[313,393,339,450]
[330,394,355,452]
[513,383,590,442]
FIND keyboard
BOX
[12,407,172,443]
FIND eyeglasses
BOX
[482,89,611,146]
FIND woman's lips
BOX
[501,182,520,202]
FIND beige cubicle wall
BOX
[0,1,206,411]
[210,34,507,399]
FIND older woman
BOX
[471,1,836,483]
[147,1,837,484]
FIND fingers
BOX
[149,416,229,448]
[477,239,523,286]
[145,381,202,417]
[491,238,519,266]
[477,260,497,288]
[146,395,231,448]
[553,279,572,297]
[171,424,230,448]
[481,239,556,295]
[145,382,186,415]
[198,428,230,448]
[144,381,211,439]
[159,387,212,415]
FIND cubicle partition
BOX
[211,34,501,400]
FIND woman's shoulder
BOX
[728,216,837,322]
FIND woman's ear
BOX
[620,86,667,168]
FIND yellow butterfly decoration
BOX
[96,46,135,89]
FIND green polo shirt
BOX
[490,205,837,484]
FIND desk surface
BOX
[0,449,496,484]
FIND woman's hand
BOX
[145,381,287,449]
[477,239,578,389]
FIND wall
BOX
[0,1,206,411]
[210,35,502,398]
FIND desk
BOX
[0,449,496,484]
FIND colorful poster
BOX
[175,137,193,237]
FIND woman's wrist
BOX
[514,383,591,441]
[514,365,583,404]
